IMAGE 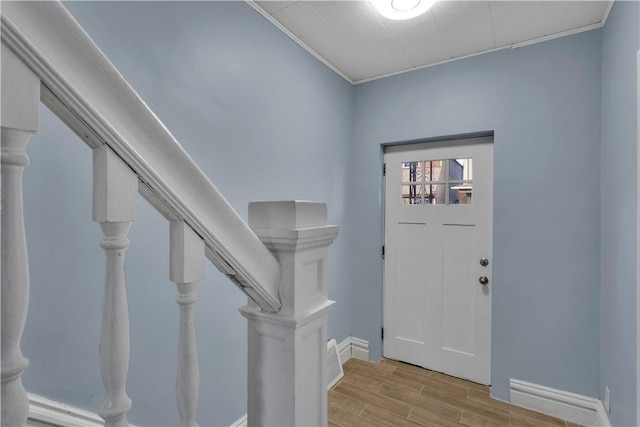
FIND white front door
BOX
[383,136,493,385]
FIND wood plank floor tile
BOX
[361,404,425,427]
[431,371,489,392]
[342,371,384,392]
[349,357,396,374]
[329,391,367,415]
[380,359,434,378]
[467,388,566,426]
[408,406,465,427]
[330,359,582,427]
[334,382,412,418]
[444,393,511,423]
[465,384,490,396]
[461,410,510,427]
[329,404,377,427]
[342,358,361,372]
[353,365,424,394]
[419,381,471,403]
[393,368,470,397]
[508,406,567,427]
[378,383,463,422]
[509,411,554,427]
[466,388,522,413]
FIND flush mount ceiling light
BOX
[371,0,436,20]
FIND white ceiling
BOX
[249,0,612,84]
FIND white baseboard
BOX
[230,414,247,427]
[336,336,370,365]
[594,400,612,427]
[337,336,352,364]
[26,393,103,427]
[27,391,244,427]
[510,379,611,427]
[351,337,370,361]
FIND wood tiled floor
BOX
[329,358,583,427]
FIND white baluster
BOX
[1,129,34,427]
[1,43,40,427]
[93,145,138,427]
[170,222,204,427]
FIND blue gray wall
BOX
[352,30,603,402]
[22,2,353,425]
[600,2,639,426]
[18,1,640,426]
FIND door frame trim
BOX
[380,131,494,151]
[636,49,639,427]
[380,131,495,382]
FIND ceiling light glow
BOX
[372,0,436,20]
[392,0,421,12]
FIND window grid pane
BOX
[402,184,424,205]
[401,157,473,205]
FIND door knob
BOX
[480,258,489,267]
[479,276,489,285]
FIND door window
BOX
[401,158,473,205]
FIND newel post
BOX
[1,44,40,426]
[241,201,338,427]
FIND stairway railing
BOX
[1,1,282,312]
[1,2,335,426]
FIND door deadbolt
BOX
[479,276,489,285]
[480,257,489,267]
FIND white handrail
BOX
[0,1,282,312]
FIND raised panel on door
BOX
[441,224,477,356]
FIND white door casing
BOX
[383,136,493,385]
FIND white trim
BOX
[509,379,611,427]
[230,414,247,427]
[636,48,640,427]
[601,0,615,29]
[510,22,604,50]
[351,337,370,361]
[337,336,352,365]
[596,399,613,427]
[357,21,606,85]
[26,393,103,427]
[334,336,371,365]
[246,0,612,86]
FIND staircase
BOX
[0,2,337,426]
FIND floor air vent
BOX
[327,339,344,389]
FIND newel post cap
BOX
[249,201,327,230]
